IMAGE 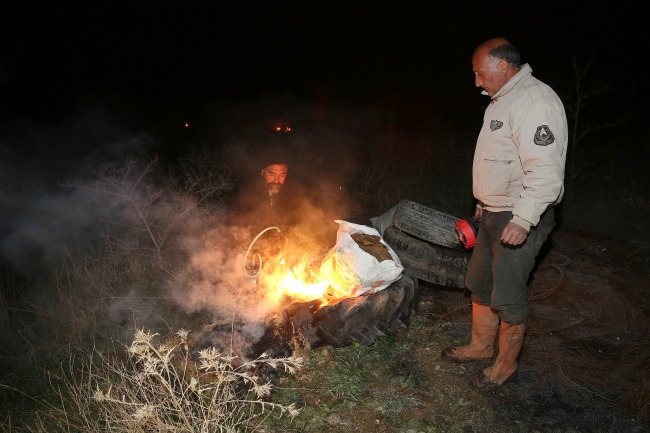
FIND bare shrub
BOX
[175,146,245,213]
[9,151,242,364]
[47,329,302,432]
[61,152,237,268]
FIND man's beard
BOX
[266,182,282,194]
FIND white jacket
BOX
[473,64,568,229]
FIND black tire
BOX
[286,274,419,348]
[393,200,462,249]
[394,250,466,288]
[383,226,471,269]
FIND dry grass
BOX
[42,328,302,432]
[0,152,249,432]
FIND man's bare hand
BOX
[474,207,483,218]
[501,222,528,245]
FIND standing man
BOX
[441,38,567,391]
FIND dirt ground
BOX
[260,226,650,433]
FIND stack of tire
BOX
[383,200,472,288]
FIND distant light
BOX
[285,126,291,132]
[276,126,281,131]
[185,122,189,127]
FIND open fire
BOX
[244,222,405,320]
[201,224,417,355]
[257,253,354,308]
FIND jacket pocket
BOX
[480,159,515,200]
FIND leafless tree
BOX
[564,45,634,190]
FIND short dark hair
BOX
[488,43,521,69]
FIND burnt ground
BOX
[259,226,650,433]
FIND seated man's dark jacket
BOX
[227,174,308,234]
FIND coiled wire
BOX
[243,226,281,279]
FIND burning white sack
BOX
[318,220,403,297]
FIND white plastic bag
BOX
[319,220,403,297]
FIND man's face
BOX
[472,50,509,97]
[261,164,288,194]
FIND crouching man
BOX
[441,38,567,391]
[228,147,306,235]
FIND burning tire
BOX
[286,274,418,348]
[383,226,471,269]
[393,200,462,249]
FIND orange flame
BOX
[259,253,352,306]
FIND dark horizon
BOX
[2,2,648,136]
[1,1,649,262]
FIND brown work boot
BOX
[471,321,525,391]
[441,303,499,363]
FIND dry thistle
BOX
[63,328,304,432]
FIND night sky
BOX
[2,1,647,141]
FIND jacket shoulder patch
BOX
[534,125,555,146]
[490,120,503,131]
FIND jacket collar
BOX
[483,63,533,100]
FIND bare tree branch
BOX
[564,44,636,191]
[61,150,239,268]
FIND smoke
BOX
[161,95,384,356]
[168,205,340,318]
[166,205,341,359]
[170,226,256,318]
[167,95,372,318]
[0,108,157,273]
[0,94,389,360]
